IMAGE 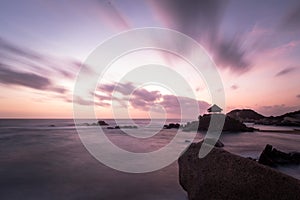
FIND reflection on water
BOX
[0,119,299,200]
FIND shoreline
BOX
[257,129,300,135]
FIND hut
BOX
[207,104,222,113]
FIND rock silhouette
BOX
[258,144,300,167]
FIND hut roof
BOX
[207,104,222,113]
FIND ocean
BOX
[0,119,299,200]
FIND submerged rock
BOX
[258,144,300,167]
[178,142,300,200]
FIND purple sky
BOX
[0,0,299,118]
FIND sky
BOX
[0,0,300,118]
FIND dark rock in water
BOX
[119,125,138,129]
[258,144,300,167]
[178,142,300,200]
[98,120,109,126]
[48,124,55,127]
[164,123,180,129]
[107,125,138,129]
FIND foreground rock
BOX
[258,144,300,167]
[178,142,300,200]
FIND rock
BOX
[183,114,256,132]
[201,138,224,147]
[178,142,300,200]
[182,121,199,132]
[107,125,138,129]
[227,109,265,123]
[48,124,55,127]
[163,123,180,129]
[258,144,300,167]
[120,125,138,129]
[98,120,109,126]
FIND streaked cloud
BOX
[0,63,66,93]
[96,82,210,117]
[280,3,300,31]
[275,67,297,77]
[148,0,251,72]
[231,84,239,90]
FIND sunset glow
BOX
[0,0,299,118]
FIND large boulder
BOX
[258,144,300,167]
[178,142,300,200]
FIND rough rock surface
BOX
[258,144,300,167]
[98,120,109,126]
[178,142,300,200]
[183,114,256,132]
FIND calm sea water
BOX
[0,119,299,200]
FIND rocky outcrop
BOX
[107,125,138,129]
[163,123,181,129]
[258,144,300,167]
[178,142,300,200]
[226,109,300,126]
[98,120,109,126]
[227,109,265,122]
[183,114,255,132]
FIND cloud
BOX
[96,82,210,117]
[159,95,209,116]
[0,37,83,81]
[96,0,131,31]
[280,3,300,31]
[212,36,250,71]
[72,96,94,106]
[149,0,226,37]
[132,89,161,102]
[99,82,135,95]
[0,64,67,93]
[231,84,239,90]
[275,67,297,76]
[149,0,251,72]
[0,37,44,61]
